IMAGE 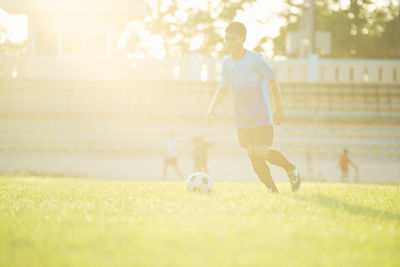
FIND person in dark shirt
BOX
[192,134,211,173]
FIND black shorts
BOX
[164,157,177,165]
[237,125,273,148]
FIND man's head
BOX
[225,22,246,54]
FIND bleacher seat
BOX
[0,80,399,158]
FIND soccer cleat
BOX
[287,163,301,192]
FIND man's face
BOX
[224,32,244,54]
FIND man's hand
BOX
[273,108,283,125]
[207,109,216,123]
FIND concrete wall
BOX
[2,54,400,83]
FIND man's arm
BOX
[207,87,229,123]
[268,78,283,125]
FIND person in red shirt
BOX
[338,149,359,182]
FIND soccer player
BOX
[338,148,358,182]
[207,22,300,193]
[163,130,184,181]
[192,134,211,173]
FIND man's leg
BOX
[174,166,184,180]
[253,146,294,172]
[267,149,295,172]
[173,160,184,181]
[253,145,301,192]
[342,170,349,182]
[247,146,279,193]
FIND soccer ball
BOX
[187,172,213,193]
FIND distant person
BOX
[163,130,184,181]
[207,22,300,193]
[306,148,314,180]
[338,149,358,182]
[192,134,211,173]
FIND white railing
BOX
[1,54,399,83]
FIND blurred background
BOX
[0,0,399,183]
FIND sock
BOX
[248,154,278,193]
[265,149,294,172]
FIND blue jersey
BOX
[220,50,276,129]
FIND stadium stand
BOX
[0,80,399,158]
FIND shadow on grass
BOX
[289,193,400,223]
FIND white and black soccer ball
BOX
[187,172,213,193]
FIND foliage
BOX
[0,20,26,55]
[124,0,399,59]
[124,0,256,57]
[0,40,26,55]
[273,0,400,58]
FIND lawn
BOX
[0,175,399,267]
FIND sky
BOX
[0,0,398,57]
[0,0,285,57]
[118,0,286,58]
[0,9,28,43]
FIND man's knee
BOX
[254,145,270,158]
[246,145,255,157]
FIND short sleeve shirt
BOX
[220,50,276,129]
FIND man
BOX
[192,134,211,173]
[163,130,184,181]
[338,148,358,182]
[207,22,300,193]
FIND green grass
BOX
[0,175,399,267]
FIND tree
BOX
[123,0,256,57]
[122,0,399,59]
[272,0,400,59]
[0,21,26,55]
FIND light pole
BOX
[302,0,315,57]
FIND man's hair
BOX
[225,22,246,39]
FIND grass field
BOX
[0,175,399,267]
